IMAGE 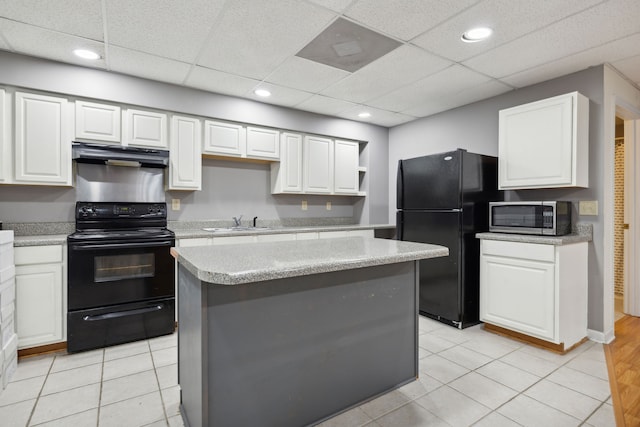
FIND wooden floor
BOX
[605,315,640,426]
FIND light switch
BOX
[579,200,598,216]
[301,200,308,211]
[171,198,180,211]
[326,201,332,211]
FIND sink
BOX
[203,227,270,232]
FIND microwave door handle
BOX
[71,241,174,251]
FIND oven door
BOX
[68,238,175,310]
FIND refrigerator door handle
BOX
[397,160,404,209]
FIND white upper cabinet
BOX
[75,100,121,143]
[333,139,359,195]
[169,115,202,191]
[14,91,72,186]
[303,135,333,194]
[123,108,168,149]
[246,126,279,160]
[498,92,589,189]
[271,132,303,193]
[203,120,246,157]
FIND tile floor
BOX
[0,317,615,426]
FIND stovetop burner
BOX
[70,202,174,243]
[68,228,175,242]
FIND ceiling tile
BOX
[245,82,313,107]
[403,79,512,117]
[0,19,106,69]
[0,0,103,40]
[345,0,478,41]
[105,0,225,63]
[412,0,602,62]
[320,45,452,103]
[265,56,350,92]
[463,0,640,78]
[108,46,192,85]
[367,64,492,112]
[337,105,416,127]
[185,66,260,97]
[502,33,640,88]
[612,55,640,88]
[197,0,336,80]
[295,94,358,116]
[306,0,354,13]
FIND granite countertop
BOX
[171,236,448,285]
[14,234,69,247]
[171,223,395,239]
[476,223,593,245]
[9,222,395,247]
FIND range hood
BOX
[72,142,169,168]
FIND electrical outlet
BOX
[171,198,180,211]
[579,200,598,216]
[326,201,332,211]
[301,200,307,211]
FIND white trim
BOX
[587,328,614,344]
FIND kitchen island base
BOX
[178,261,419,427]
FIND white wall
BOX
[0,51,389,224]
[389,66,609,334]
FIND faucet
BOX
[232,215,243,227]
[253,216,258,227]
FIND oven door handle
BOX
[82,304,165,322]
[71,241,174,251]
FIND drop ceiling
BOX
[0,0,638,127]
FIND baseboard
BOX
[587,328,615,344]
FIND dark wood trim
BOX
[483,323,588,354]
[18,342,67,359]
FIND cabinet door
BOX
[203,120,246,157]
[123,108,168,148]
[75,100,121,143]
[333,140,359,194]
[169,115,202,190]
[303,135,333,194]
[14,92,72,186]
[15,263,64,349]
[271,132,302,193]
[246,126,279,160]
[498,92,588,189]
[480,253,556,342]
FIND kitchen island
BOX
[171,237,447,427]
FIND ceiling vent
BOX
[296,18,401,73]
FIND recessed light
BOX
[358,112,371,119]
[254,89,271,97]
[461,27,493,43]
[73,49,101,60]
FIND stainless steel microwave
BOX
[489,201,572,236]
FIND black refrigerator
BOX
[397,149,501,329]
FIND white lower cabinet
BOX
[479,239,587,350]
[14,245,66,349]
